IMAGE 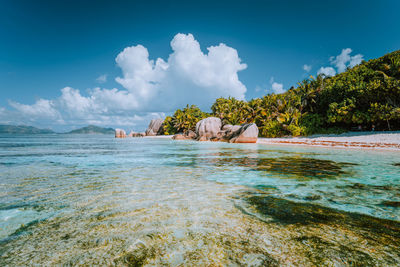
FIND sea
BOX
[1,134,399,265]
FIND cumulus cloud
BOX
[2,33,248,131]
[269,77,285,94]
[115,33,247,111]
[4,87,165,131]
[329,48,364,73]
[96,74,107,83]
[271,82,284,94]
[348,53,364,68]
[303,64,312,72]
[317,67,336,77]
[316,48,364,78]
[8,99,61,120]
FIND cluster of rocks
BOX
[115,129,127,138]
[128,131,145,137]
[116,117,258,143]
[115,118,165,138]
[173,117,259,143]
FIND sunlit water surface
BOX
[1,134,399,265]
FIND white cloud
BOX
[4,86,164,131]
[115,33,247,111]
[330,48,364,73]
[269,77,285,94]
[303,64,312,72]
[96,74,107,83]
[8,99,61,120]
[317,67,336,77]
[2,33,248,131]
[316,48,364,78]
[271,82,284,94]
[349,53,363,68]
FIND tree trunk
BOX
[387,119,391,131]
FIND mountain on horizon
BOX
[0,124,55,134]
[67,125,115,134]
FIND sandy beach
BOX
[258,131,400,151]
[144,132,400,150]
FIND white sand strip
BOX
[258,132,400,151]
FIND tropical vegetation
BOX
[163,50,400,137]
[163,105,209,135]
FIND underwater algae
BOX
[238,191,400,266]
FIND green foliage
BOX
[211,97,253,125]
[165,50,400,137]
[162,116,176,135]
[369,102,400,130]
[163,105,208,134]
[253,91,304,137]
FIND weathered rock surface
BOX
[172,134,187,140]
[172,130,196,140]
[167,118,259,143]
[217,125,242,141]
[145,119,164,136]
[115,129,126,138]
[129,131,145,137]
[195,117,222,141]
[229,123,258,143]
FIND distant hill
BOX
[0,125,55,134]
[67,125,115,134]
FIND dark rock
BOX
[304,195,322,201]
[381,201,400,207]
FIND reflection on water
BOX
[0,134,400,265]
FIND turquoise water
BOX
[1,134,400,265]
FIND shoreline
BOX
[258,132,400,151]
[143,132,400,151]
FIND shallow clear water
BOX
[1,134,400,265]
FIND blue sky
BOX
[1,0,399,131]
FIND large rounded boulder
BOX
[229,123,259,143]
[115,129,126,138]
[195,117,222,141]
[145,119,164,136]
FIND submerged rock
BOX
[145,119,164,136]
[115,239,154,266]
[381,201,400,207]
[304,194,322,201]
[195,117,222,141]
[115,129,126,138]
[240,192,400,264]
